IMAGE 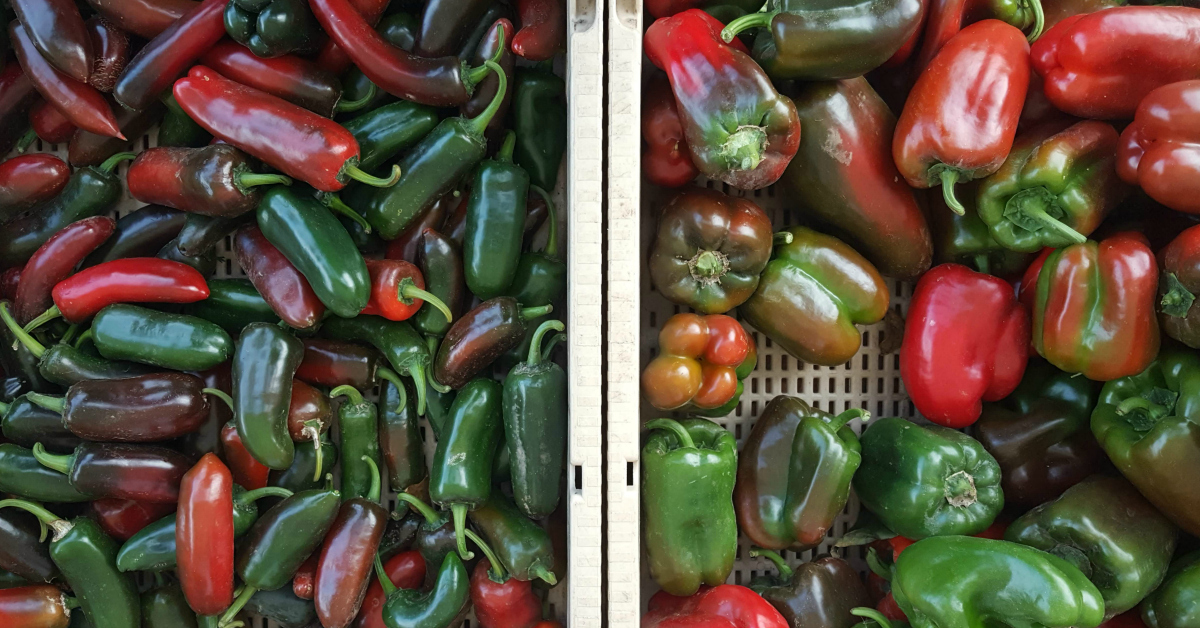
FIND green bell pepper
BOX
[929,184,1035,277]
[1142,552,1200,628]
[511,66,567,191]
[224,0,322,58]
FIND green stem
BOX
[1026,0,1045,42]
[236,173,292,189]
[15,128,35,153]
[302,423,324,482]
[237,486,294,504]
[60,323,80,346]
[940,169,965,215]
[0,499,71,541]
[463,22,508,93]
[25,393,64,414]
[829,408,869,432]
[643,418,695,449]
[866,547,892,581]
[1116,397,1168,417]
[465,60,508,138]
[521,304,554,320]
[452,503,474,560]
[773,231,793,246]
[323,194,372,233]
[973,254,991,276]
[330,384,365,406]
[749,548,793,580]
[395,492,441,525]
[31,443,73,475]
[344,164,402,188]
[527,320,565,366]
[530,185,559,258]
[531,563,558,586]
[362,455,381,503]
[399,278,453,322]
[63,596,79,611]
[497,131,516,163]
[73,330,92,349]
[720,11,775,42]
[1019,203,1086,244]
[203,388,235,412]
[852,608,895,628]
[0,303,45,358]
[427,370,451,395]
[464,529,508,583]
[218,586,257,628]
[541,333,565,362]
[335,83,377,112]
[377,368,408,412]
[374,553,398,597]
[411,366,429,414]
[0,401,8,414]
[1162,273,1197,317]
[99,152,137,174]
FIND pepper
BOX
[271,431,338,493]
[89,304,231,371]
[83,206,187,268]
[891,536,1105,628]
[1117,80,1200,215]
[321,316,434,416]
[647,0,764,17]
[741,226,889,367]
[296,339,381,390]
[894,20,1030,215]
[511,67,568,191]
[376,515,422,564]
[463,19,515,138]
[512,0,566,61]
[394,493,459,588]
[311,0,390,75]
[0,303,52,396]
[141,581,197,628]
[1158,225,1200,348]
[82,0,196,39]
[126,146,291,219]
[26,100,76,147]
[285,380,332,473]
[0,152,133,269]
[85,16,129,94]
[342,101,440,174]
[185,278,279,333]
[463,132,530,299]
[642,313,750,412]
[66,100,165,168]
[379,551,470,628]
[361,260,453,324]
[175,454,234,615]
[199,43,365,117]
[231,322,303,470]
[234,225,326,330]
[506,188,566,309]
[643,584,790,628]
[642,75,699,189]
[414,229,467,338]
[218,424,269,492]
[1142,552,1200,628]
[292,553,318,600]
[1033,232,1160,381]
[0,154,69,221]
[435,298,553,390]
[157,235,216,277]
[379,379,425,495]
[24,372,212,442]
[314,457,387,628]
[9,0,92,83]
[0,584,77,628]
[854,417,1004,539]
[240,588,316,628]
[324,386,380,502]
[91,499,175,542]
[734,396,865,552]
[645,10,801,190]
[0,444,96,503]
[901,264,1030,427]
[31,442,190,503]
[502,320,567,519]
[112,0,227,112]
[468,491,558,584]
[416,0,491,58]
[0,572,28,590]
[10,23,121,139]
[929,185,1035,277]
[469,558,541,628]
[157,94,210,148]
[388,193,455,264]
[12,217,115,326]
[0,501,140,628]
[223,0,321,58]
[0,509,57,582]
[0,64,38,156]
[749,551,872,628]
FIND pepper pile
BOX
[640,2,1200,627]
[0,1,570,627]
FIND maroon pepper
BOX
[313,0,389,75]
[0,154,70,220]
[112,0,227,112]
[127,145,293,218]
[173,65,398,192]
[10,0,93,83]
[386,192,457,264]
[27,100,75,146]
[295,339,382,390]
[293,552,319,600]
[0,270,21,302]
[313,456,387,628]
[12,216,115,326]
[83,0,198,39]
[67,99,165,167]
[85,16,130,94]
[26,372,214,442]
[0,62,39,155]
[10,22,122,139]
[91,498,176,541]
[463,19,516,137]
[286,380,333,466]
[235,225,326,330]
[31,441,191,503]
[512,0,566,62]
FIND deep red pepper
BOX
[234,225,326,330]
[361,259,454,323]
[463,19,516,138]
[112,0,226,112]
[10,22,122,139]
[220,423,269,491]
[126,145,293,218]
[177,453,235,616]
[893,19,1030,214]
[66,99,165,168]
[643,585,790,628]
[1117,80,1200,215]
[286,380,332,475]
[0,584,75,628]
[296,339,382,391]
[471,559,542,628]
[0,63,39,155]
[31,441,192,502]
[642,74,699,189]
[385,192,455,263]
[293,552,319,600]
[27,101,75,146]
[83,0,198,39]
[0,154,69,220]
[200,41,367,118]
[0,270,21,302]
[313,0,389,76]
[90,498,175,541]
[12,216,115,326]
[10,0,93,84]
[353,550,426,628]
[512,0,566,62]
[173,66,396,193]
[313,456,386,628]
[85,16,129,94]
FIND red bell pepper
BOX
[12,216,116,326]
[1117,80,1200,215]
[353,551,426,628]
[0,585,75,628]
[643,584,790,628]
[642,313,753,411]
[220,423,269,490]
[644,9,801,190]
[313,0,389,76]
[10,22,122,139]
[0,62,39,155]
[360,259,454,323]
[1032,7,1200,120]
[910,0,1043,80]
[91,498,176,541]
[85,16,129,93]
[177,453,235,615]
[293,552,319,600]
[893,19,1030,215]
[642,75,698,188]
[234,225,326,330]
[0,153,69,219]
[1032,232,1160,381]
[200,41,371,118]
[10,0,93,83]
[900,263,1030,428]
[112,0,226,112]
[513,0,566,62]
[27,100,75,146]
[83,0,198,39]
[173,66,396,193]
[471,559,543,628]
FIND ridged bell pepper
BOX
[974,360,1104,509]
[1158,225,1200,348]
[1142,552,1200,628]
[223,0,322,58]
[854,417,1004,539]
[1117,80,1200,215]
[643,584,789,628]
[1007,476,1177,618]
[901,263,1030,427]
[894,20,1030,215]
[749,551,872,628]
[1033,232,1160,381]
[928,183,1035,277]
[741,226,888,367]
[644,9,801,190]
[735,396,864,552]
[892,536,1104,628]
[642,313,753,413]
[718,0,924,81]
[642,417,737,596]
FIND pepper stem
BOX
[528,320,566,366]
[395,492,441,525]
[1161,273,1196,318]
[236,173,292,189]
[530,563,558,586]
[25,393,64,414]
[20,305,63,337]
[203,388,235,412]
[60,324,80,346]
[99,152,137,174]
[335,83,377,113]
[377,368,408,412]
[852,608,895,628]
[452,503,474,560]
[1026,0,1045,42]
[463,23,507,94]
[774,231,793,246]
[15,128,35,153]
[973,254,992,276]
[399,278,453,323]
[521,304,554,320]
[940,169,965,215]
[62,595,78,611]
[1005,188,1086,244]
[828,408,869,432]
[362,455,382,503]
[31,443,73,475]
[865,547,892,581]
[74,330,92,349]
[530,185,559,258]
[0,499,71,541]
[0,401,8,414]
[749,548,793,579]
[497,131,517,163]
[0,303,45,358]
[237,486,294,504]
[466,60,508,138]
[344,164,402,188]
[465,529,508,583]
[943,470,978,508]
[428,371,452,395]
[410,366,429,416]
[218,585,257,628]
[721,125,767,172]
[302,424,324,482]
[330,384,365,406]
[720,11,775,42]
[323,194,372,233]
[374,552,398,596]
[643,418,695,449]
[1116,396,1169,418]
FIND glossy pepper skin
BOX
[91,304,232,371]
[382,552,470,628]
[511,67,567,192]
[1142,552,1200,628]
[84,16,129,93]
[0,584,75,628]
[645,10,801,190]
[32,372,210,442]
[321,316,434,416]
[742,226,889,367]
[91,499,174,542]
[26,100,77,146]
[223,0,321,58]
[84,205,187,268]
[470,558,541,628]
[1159,225,1200,348]
[642,313,751,412]
[512,0,565,61]
[9,23,121,140]
[379,379,424,494]
[649,188,776,314]
[361,259,452,324]
[12,216,115,326]
[465,132,531,300]
[0,444,96,503]
[233,322,303,471]
[314,457,386,628]
[929,183,1035,277]
[343,101,440,174]
[31,442,190,503]
[435,298,553,390]
[0,154,69,221]
[505,188,566,309]
[854,417,1004,539]
[1033,232,1160,381]
[141,581,197,628]
[176,454,234,616]
[749,551,872,628]
[235,225,326,330]
[642,75,699,188]
[415,229,467,338]
[1007,476,1177,618]
[1117,80,1200,215]
[10,0,92,83]
[735,396,864,552]
[462,18,515,136]
[296,339,381,390]
[112,0,227,112]
[356,551,425,628]
[127,146,291,218]
[892,536,1104,628]
[82,0,196,39]
[34,258,210,328]
[157,94,210,148]
[1,394,81,453]
[643,584,790,628]
[0,509,57,582]
[901,264,1030,427]
[66,100,165,170]
[201,42,361,118]
[974,360,1104,509]
[503,320,567,518]
[642,417,737,596]
[894,20,1030,215]
[469,491,557,585]
[0,63,39,156]
[415,0,491,58]
[186,278,278,333]
[329,386,381,502]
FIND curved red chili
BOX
[85,16,130,93]
[513,0,566,62]
[177,453,235,615]
[91,498,176,541]
[200,41,371,117]
[293,552,319,600]
[83,0,198,39]
[361,259,454,323]
[10,0,93,84]
[10,21,122,139]
[313,0,390,75]
[234,225,326,330]
[13,216,116,325]
[112,0,227,112]
[0,153,70,219]
[27,100,76,146]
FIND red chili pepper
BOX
[177,453,235,616]
[0,62,39,155]
[126,145,293,218]
[200,41,368,118]
[309,0,492,107]
[893,19,1030,214]
[173,66,397,193]
[642,74,698,189]
[360,259,454,323]
[313,0,390,75]
[296,339,381,391]
[512,0,566,62]
[899,263,1030,428]
[471,559,543,628]
[385,192,455,263]
[10,22,122,139]
[353,551,426,628]
[1032,6,1200,120]
[83,0,198,39]
[0,269,22,302]
[91,498,176,541]
[10,0,93,84]
[112,0,227,112]
[86,16,129,94]
[313,457,387,628]
[1117,80,1200,215]
[234,225,326,330]
[12,216,115,326]
[293,552,319,600]
[220,423,269,490]
[0,153,70,219]
[462,18,516,135]
[27,100,75,146]
[0,584,75,628]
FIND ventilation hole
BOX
[627,462,635,487]
[863,331,870,347]
[814,378,820,394]
[574,465,582,491]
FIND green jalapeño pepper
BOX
[434,298,553,390]
[464,131,530,300]
[0,305,151,388]
[511,66,567,191]
[379,551,470,628]
[503,320,567,519]
[1142,552,1200,628]
[321,315,434,416]
[720,0,924,80]
[343,100,440,173]
[642,417,738,597]
[233,323,304,471]
[1091,347,1200,537]
[929,184,1035,278]
[91,304,233,371]
[0,444,96,503]
[270,432,338,493]
[379,378,425,495]
[242,587,317,628]
[892,536,1104,628]
[224,0,322,57]
[430,378,504,561]
[734,396,865,552]
[185,278,280,334]
[748,551,872,628]
[978,120,1130,252]
[2,394,80,453]
[505,187,566,308]
[395,493,459,588]
[157,95,211,149]
[141,580,197,628]
[854,417,1004,539]
[1007,476,1178,618]
[329,385,382,501]
[468,491,558,584]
